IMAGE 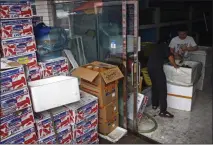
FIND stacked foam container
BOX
[35,91,99,144]
[0,1,38,144]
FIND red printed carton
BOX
[65,91,98,125]
[50,106,72,131]
[0,19,33,40]
[6,51,37,68]
[0,107,35,140]
[74,114,98,139]
[40,57,69,78]
[26,65,42,82]
[58,126,73,144]
[0,2,32,19]
[0,127,37,144]
[0,87,32,117]
[38,133,56,144]
[34,111,54,140]
[1,36,36,57]
[0,65,27,94]
[75,128,98,144]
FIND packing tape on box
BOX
[49,111,59,144]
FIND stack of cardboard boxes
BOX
[72,61,124,135]
[34,91,99,144]
[0,1,38,144]
[0,61,37,144]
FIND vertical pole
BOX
[133,0,139,132]
[122,1,128,129]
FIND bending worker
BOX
[147,42,178,118]
[169,26,198,59]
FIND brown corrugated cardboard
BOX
[98,113,119,135]
[99,99,118,121]
[72,61,123,107]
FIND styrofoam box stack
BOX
[34,91,99,144]
[0,65,37,144]
[188,46,212,90]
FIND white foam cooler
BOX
[28,76,80,112]
[167,82,197,111]
[164,61,202,86]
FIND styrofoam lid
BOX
[28,76,77,87]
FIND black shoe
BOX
[152,106,158,110]
[159,111,174,118]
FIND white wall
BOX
[35,0,55,26]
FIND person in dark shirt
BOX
[147,42,178,118]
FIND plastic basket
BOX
[141,67,152,86]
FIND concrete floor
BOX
[139,86,212,144]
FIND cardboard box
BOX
[98,113,119,135]
[50,107,72,131]
[65,90,98,125]
[72,61,123,107]
[28,76,80,112]
[0,60,27,94]
[75,128,98,144]
[0,87,32,117]
[40,57,69,78]
[26,65,42,82]
[0,2,32,19]
[99,100,118,121]
[0,127,37,144]
[0,107,35,140]
[74,114,98,138]
[1,36,37,57]
[34,111,54,140]
[38,133,56,144]
[6,51,37,68]
[0,19,33,40]
[127,93,148,121]
[57,126,73,144]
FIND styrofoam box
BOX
[28,76,80,112]
[164,61,202,86]
[167,82,197,111]
[188,46,212,67]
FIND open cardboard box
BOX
[72,61,124,107]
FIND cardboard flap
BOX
[101,67,124,84]
[90,61,116,69]
[71,67,99,82]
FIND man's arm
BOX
[168,55,179,68]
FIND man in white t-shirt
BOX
[169,26,198,59]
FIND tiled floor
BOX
[139,86,212,144]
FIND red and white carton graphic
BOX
[26,65,43,82]
[1,36,36,57]
[6,52,37,68]
[50,106,71,131]
[76,128,98,144]
[0,107,35,140]
[58,126,73,144]
[0,87,31,117]
[0,2,32,19]
[34,111,54,140]
[0,66,27,94]
[0,127,37,144]
[74,114,98,139]
[0,19,33,40]
[91,139,99,144]
[38,133,56,144]
[40,57,69,78]
[65,91,98,125]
